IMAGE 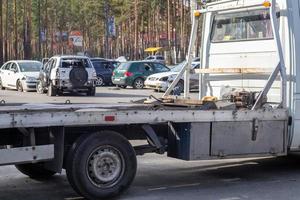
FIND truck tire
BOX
[65,134,89,196]
[48,83,57,96]
[66,131,137,200]
[15,163,56,179]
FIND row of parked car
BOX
[0,55,200,96]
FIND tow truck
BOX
[0,0,298,199]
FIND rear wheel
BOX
[15,163,56,180]
[66,131,137,199]
[17,80,23,92]
[48,82,57,96]
[133,78,144,89]
[0,77,4,90]
[36,81,45,94]
[95,76,104,86]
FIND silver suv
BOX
[37,55,97,96]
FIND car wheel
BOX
[173,80,184,95]
[0,77,4,90]
[48,82,57,97]
[133,78,144,89]
[17,80,24,92]
[36,81,45,94]
[95,76,104,86]
[66,131,137,199]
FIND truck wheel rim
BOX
[86,145,125,188]
[135,79,143,89]
[96,77,103,86]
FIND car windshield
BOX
[145,57,154,60]
[61,58,91,68]
[171,62,185,72]
[211,9,274,42]
[18,62,42,72]
[92,61,115,70]
[117,63,130,70]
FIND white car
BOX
[145,55,166,64]
[0,60,42,92]
[145,62,200,93]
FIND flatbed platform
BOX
[0,103,289,129]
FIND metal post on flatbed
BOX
[163,12,200,98]
[252,0,287,109]
[270,0,287,108]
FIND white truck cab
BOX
[196,0,300,151]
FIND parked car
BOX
[90,57,108,62]
[36,55,97,96]
[112,61,170,89]
[0,60,42,92]
[145,55,166,64]
[90,60,120,86]
[145,61,200,93]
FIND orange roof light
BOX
[194,11,201,17]
[263,1,271,8]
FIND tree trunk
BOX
[13,0,17,59]
[4,0,7,61]
[134,0,138,60]
[24,0,32,60]
[0,0,3,65]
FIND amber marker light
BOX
[263,1,271,8]
[194,11,201,17]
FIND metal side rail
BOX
[0,107,288,129]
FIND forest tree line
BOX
[0,0,209,65]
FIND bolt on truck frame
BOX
[0,0,298,199]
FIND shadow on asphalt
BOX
[1,154,300,200]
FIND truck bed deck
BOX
[0,103,289,129]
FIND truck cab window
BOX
[211,9,276,42]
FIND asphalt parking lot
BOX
[0,87,300,200]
